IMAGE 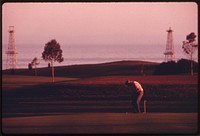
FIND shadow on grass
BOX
[2,82,198,118]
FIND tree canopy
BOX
[31,57,40,66]
[186,32,196,43]
[42,39,64,63]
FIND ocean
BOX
[2,43,193,70]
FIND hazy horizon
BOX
[2,2,198,69]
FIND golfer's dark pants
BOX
[132,91,144,113]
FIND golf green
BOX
[2,113,197,134]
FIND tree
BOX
[31,57,40,76]
[182,32,198,76]
[177,59,198,74]
[28,63,32,70]
[42,39,64,82]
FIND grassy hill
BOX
[2,60,159,78]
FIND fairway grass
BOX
[2,75,79,88]
[2,74,198,134]
[2,74,198,116]
[67,74,198,85]
[2,74,197,85]
[2,113,198,134]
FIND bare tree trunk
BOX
[190,53,193,76]
[34,65,37,76]
[51,60,54,82]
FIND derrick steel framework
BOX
[164,27,175,62]
[6,26,18,69]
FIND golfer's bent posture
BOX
[125,80,144,113]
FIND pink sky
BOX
[2,2,198,48]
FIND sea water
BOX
[2,43,192,70]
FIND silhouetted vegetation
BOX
[42,39,64,82]
[182,32,198,75]
[31,57,40,76]
[154,59,198,75]
[28,63,32,70]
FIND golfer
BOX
[125,80,144,113]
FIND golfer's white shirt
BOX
[133,81,144,92]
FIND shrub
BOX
[154,61,178,75]
[177,59,198,73]
[154,59,198,75]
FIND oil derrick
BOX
[164,27,175,62]
[6,26,18,70]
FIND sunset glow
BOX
[2,2,198,45]
[2,2,198,69]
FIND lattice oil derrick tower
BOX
[6,26,18,69]
[164,27,175,62]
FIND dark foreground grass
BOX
[2,78,197,118]
[2,113,198,134]
[2,74,198,134]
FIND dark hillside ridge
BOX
[3,60,159,78]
